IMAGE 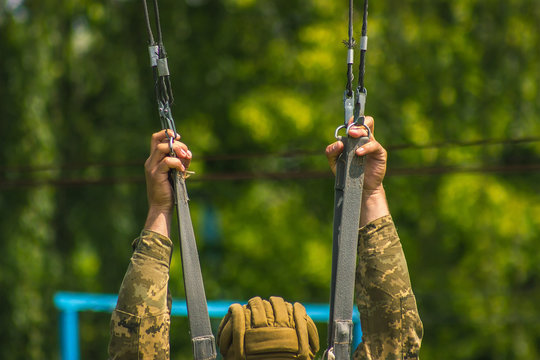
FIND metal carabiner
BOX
[346,121,372,138]
[343,90,355,126]
[335,89,355,140]
[335,121,372,139]
[334,124,347,140]
[353,87,367,121]
[168,134,175,157]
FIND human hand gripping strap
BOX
[217,296,320,360]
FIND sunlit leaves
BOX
[1,0,540,359]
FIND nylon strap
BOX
[141,1,217,358]
[172,172,217,359]
[326,0,369,358]
[327,130,369,360]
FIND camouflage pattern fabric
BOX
[353,215,423,360]
[108,230,173,360]
[108,216,422,360]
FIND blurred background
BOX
[1,0,539,358]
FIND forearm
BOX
[108,230,173,360]
[144,207,172,238]
[353,216,423,360]
[360,186,390,228]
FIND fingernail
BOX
[180,149,187,156]
[357,147,365,154]
[187,150,192,158]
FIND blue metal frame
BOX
[54,292,362,360]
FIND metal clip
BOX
[343,90,355,126]
[157,57,170,76]
[360,36,368,51]
[335,90,356,140]
[347,48,354,65]
[356,88,367,118]
[183,171,195,179]
[159,101,176,133]
[168,136,175,157]
[148,45,159,67]
[159,101,177,157]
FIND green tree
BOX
[0,0,539,359]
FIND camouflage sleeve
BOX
[108,230,173,360]
[353,215,423,360]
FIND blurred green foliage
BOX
[1,0,539,359]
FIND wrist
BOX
[362,185,385,199]
[144,206,172,238]
[360,185,390,227]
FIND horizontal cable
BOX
[0,136,539,175]
[1,163,538,189]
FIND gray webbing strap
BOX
[326,0,370,357]
[141,1,217,358]
[326,132,368,359]
[172,171,217,360]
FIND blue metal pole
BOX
[59,309,79,360]
[352,314,362,350]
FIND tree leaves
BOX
[0,0,539,358]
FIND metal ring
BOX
[163,129,177,157]
[334,124,347,139]
[346,121,372,138]
[168,136,175,156]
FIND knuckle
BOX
[144,159,152,171]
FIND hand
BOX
[325,116,389,226]
[325,116,387,196]
[143,129,192,236]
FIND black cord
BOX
[141,0,155,45]
[358,0,368,92]
[344,0,355,97]
[152,0,164,45]
[142,0,175,112]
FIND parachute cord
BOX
[165,76,174,104]
[142,0,176,135]
[151,0,174,105]
[344,0,355,98]
[152,0,164,45]
[358,0,368,93]
[141,0,155,45]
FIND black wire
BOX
[2,137,538,175]
[348,0,354,41]
[361,0,368,40]
[165,74,174,104]
[141,0,155,44]
[1,163,539,189]
[344,0,355,97]
[358,0,368,92]
[152,0,164,45]
[142,0,174,108]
